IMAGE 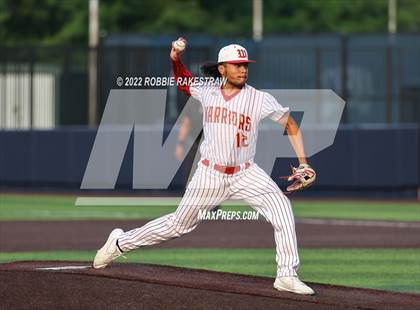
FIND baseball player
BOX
[94,38,317,295]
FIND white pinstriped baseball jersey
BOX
[190,84,289,166]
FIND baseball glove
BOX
[281,163,316,194]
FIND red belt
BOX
[202,159,250,175]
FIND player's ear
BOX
[218,64,225,76]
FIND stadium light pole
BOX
[88,0,99,126]
[388,0,397,34]
[253,0,263,41]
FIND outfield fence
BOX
[0,125,418,199]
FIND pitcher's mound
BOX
[1,261,418,309]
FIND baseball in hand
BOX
[172,38,186,52]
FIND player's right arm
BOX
[170,38,197,160]
[170,38,193,97]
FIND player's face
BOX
[218,63,248,88]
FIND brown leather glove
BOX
[283,163,316,194]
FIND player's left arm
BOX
[277,115,316,192]
[278,115,306,165]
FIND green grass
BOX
[0,194,419,221]
[0,195,175,220]
[231,201,420,222]
[0,248,418,293]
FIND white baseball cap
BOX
[217,44,256,64]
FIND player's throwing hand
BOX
[170,37,187,61]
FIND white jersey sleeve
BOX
[261,92,290,122]
[189,84,204,102]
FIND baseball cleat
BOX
[273,277,315,295]
[93,228,125,269]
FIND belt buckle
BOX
[225,166,236,174]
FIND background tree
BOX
[0,0,419,45]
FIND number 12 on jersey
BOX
[235,132,249,148]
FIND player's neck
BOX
[221,81,244,95]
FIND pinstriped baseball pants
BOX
[118,162,299,277]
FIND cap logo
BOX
[217,44,254,63]
[237,49,247,58]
